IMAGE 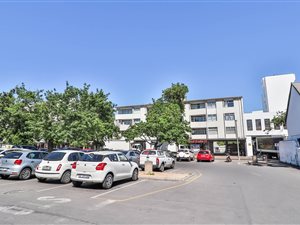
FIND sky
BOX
[0,0,299,112]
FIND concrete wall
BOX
[279,140,300,166]
[286,87,300,139]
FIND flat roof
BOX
[116,96,243,109]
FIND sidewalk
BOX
[215,156,252,161]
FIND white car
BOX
[139,150,175,172]
[71,151,139,189]
[176,149,195,161]
[35,150,84,184]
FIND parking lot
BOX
[1,160,300,224]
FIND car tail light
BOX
[72,162,77,169]
[56,164,62,171]
[96,163,107,171]
[14,159,22,165]
[156,157,159,166]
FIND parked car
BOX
[116,150,140,165]
[71,151,139,189]
[35,150,84,184]
[0,148,28,159]
[176,149,194,161]
[197,150,215,162]
[0,150,48,180]
[12,145,38,150]
[139,149,175,172]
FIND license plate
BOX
[78,175,90,179]
[0,168,7,172]
[42,166,51,171]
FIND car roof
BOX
[86,151,125,155]
[52,150,82,153]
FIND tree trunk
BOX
[48,140,54,152]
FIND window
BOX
[255,119,262,130]
[44,152,66,161]
[108,154,119,162]
[192,128,207,135]
[118,109,133,114]
[133,107,140,112]
[134,118,141,123]
[3,152,22,159]
[208,127,218,135]
[26,152,41,159]
[207,102,216,109]
[264,119,271,130]
[81,154,104,162]
[224,100,234,107]
[226,127,236,134]
[207,114,217,121]
[118,153,128,162]
[191,115,206,122]
[247,119,253,131]
[191,103,205,109]
[119,119,132,125]
[68,153,79,162]
[224,113,235,121]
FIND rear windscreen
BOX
[81,153,104,162]
[3,152,23,159]
[199,151,209,154]
[44,152,66,161]
[142,151,156,155]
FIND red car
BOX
[197,150,215,162]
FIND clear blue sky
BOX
[0,1,299,112]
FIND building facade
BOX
[262,73,296,112]
[105,96,247,156]
[286,83,300,140]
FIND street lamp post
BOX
[235,119,241,164]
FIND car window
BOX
[108,154,119,162]
[142,151,156,155]
[165,152,170,157]
[79,152,84,159]
[129,152,135,157]
[26,152,40,159]
[3,152,23,159]
[81,153,104,162]
[44,152,66,161]
[199,151,209,154]
[68,153,79,161]
[41,152,48,159]
[118,153,128,162]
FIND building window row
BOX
[192,127,219,135]
[246,118,272,131]
[191,113,235,122]
[118,119,141,125]
[190,101,217,110]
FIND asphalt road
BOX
[0,160,300,224]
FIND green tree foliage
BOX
[271,111,286,128]
[0,83,118,150]
[123,84,191,148]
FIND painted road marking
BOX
[116,173,201,202]
[0,206,34,215]
[90,180,146,199]
[37,183,72,193]
[37,196,71,204]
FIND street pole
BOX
[235,119,241,164]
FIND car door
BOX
[26,152,42,172]
[164,152,173,167]
[107,154,122,181]
[117,153,132,179]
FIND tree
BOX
[123,84,191,148]
[272,111,286,128]
[161,83,189,113]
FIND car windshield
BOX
[142,151,156,155]
[81,153,104,162]
[44,152,66,161]
[3,152,23,159]
[199,151,209,154]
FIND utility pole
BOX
[235,119,241,164]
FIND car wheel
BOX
[188,157,191,162]
[171,161,175,169]
[37,177,47,182]
[131,168,139,181]
[0,175,9,179]
[197,160,200,162]
[60,170,71,184]
[159,163,165,172]
[19,168,32,180]
[102,173,113,189]
[72,181,82,187]
[191,157,194,161]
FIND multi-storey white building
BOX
[262,73,296,112]
[105,96,247,156]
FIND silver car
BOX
[0,150,48,180]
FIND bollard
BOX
[145,161,153,174]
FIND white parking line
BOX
[90,180,146,199]
[37,184,72,193]
[0,179,36,187]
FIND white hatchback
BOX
[71,151,139,189]
[35,150,84,184]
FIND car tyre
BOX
[60,170,71,184]
[19,168,32,180]
[170,161,175,169]
[131,168,139,181]
[188,157,191,162]
[0,175,9,179]
[72,181,82,187]
[37,177,47,182]
[159,163,165,172]
[102,173,113,189]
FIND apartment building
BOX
[105,96,246,156]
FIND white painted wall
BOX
[286,86,300,139]
[279,140,300,166]
[262,74,295,112]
